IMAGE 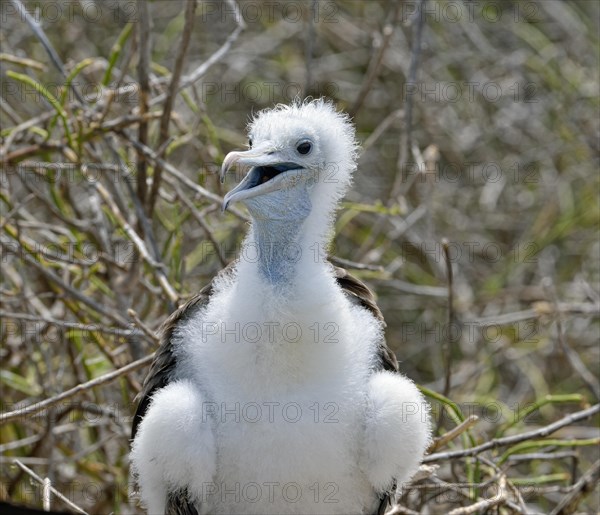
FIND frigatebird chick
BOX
[131,99,431,514]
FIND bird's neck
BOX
[246,212,329,287]
[240,180,338,287]
[249,219,305,285]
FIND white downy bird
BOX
[130,99,431,515]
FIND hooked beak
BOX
[220,142,304,211]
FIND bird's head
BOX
[220,99,359,225]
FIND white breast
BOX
[173,269,384,514]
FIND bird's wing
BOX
[332,266,399,372]
[131,267,227,515]
[131,278,216,441]
[165,490,199,515]
[332,266,399,515]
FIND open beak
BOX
[220,142,303,211]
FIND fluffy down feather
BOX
[361,372,431,492]
[131,380,217,513]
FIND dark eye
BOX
[248,138,253,148]
[297,141,312,155]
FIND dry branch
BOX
[12,460,88,514]
[148,0,198,216]
[424,404,600,462]
[0,354,154,425]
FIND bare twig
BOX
[304,0,318,96]
[362,109,404,152]
[121,132,249,220]
[4,141,64,163]
[0,354,155,425]
[81,170,179,303]
[0,110,55,158]
[150,0,246,106]
[9,0,87,113]
[42,477,51,511]
[428,415,479,453]
[424,403,600,463]
[390,0,426,202]
[329,255,384,272]
[173,182,229,267]
[550,459,600,515]
[148,0,198,216]
[386,505,420,515]
[386,279,448,297]
[467,302,600,327]
[447,475,507,515]
[477,456,529,513]
[0,235,129,327]
[0,52,46,71]
[99,140,179,306]
[12,460,89,514]
[8,0,82,104]
[128,308,160,344]
[9,0,64,73]
[543,278,600,401]
[135,0,151,210]
[0,311,136,336]
[441,238,455,398]
[507,451,578,462]
[350,1,402,117]
[0,192,35,230]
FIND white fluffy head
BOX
[246,98,360,214]
[240,99,358,224]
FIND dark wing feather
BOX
[332,266,399,515]
[131,266,231,515]
[333,266,399,372]
[333,266,384,322]
[165,490,199,515]
[131,279,216,441]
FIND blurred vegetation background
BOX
[1,0,598,513]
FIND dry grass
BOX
[1,1,598,513]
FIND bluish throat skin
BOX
[243,183,313,285]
